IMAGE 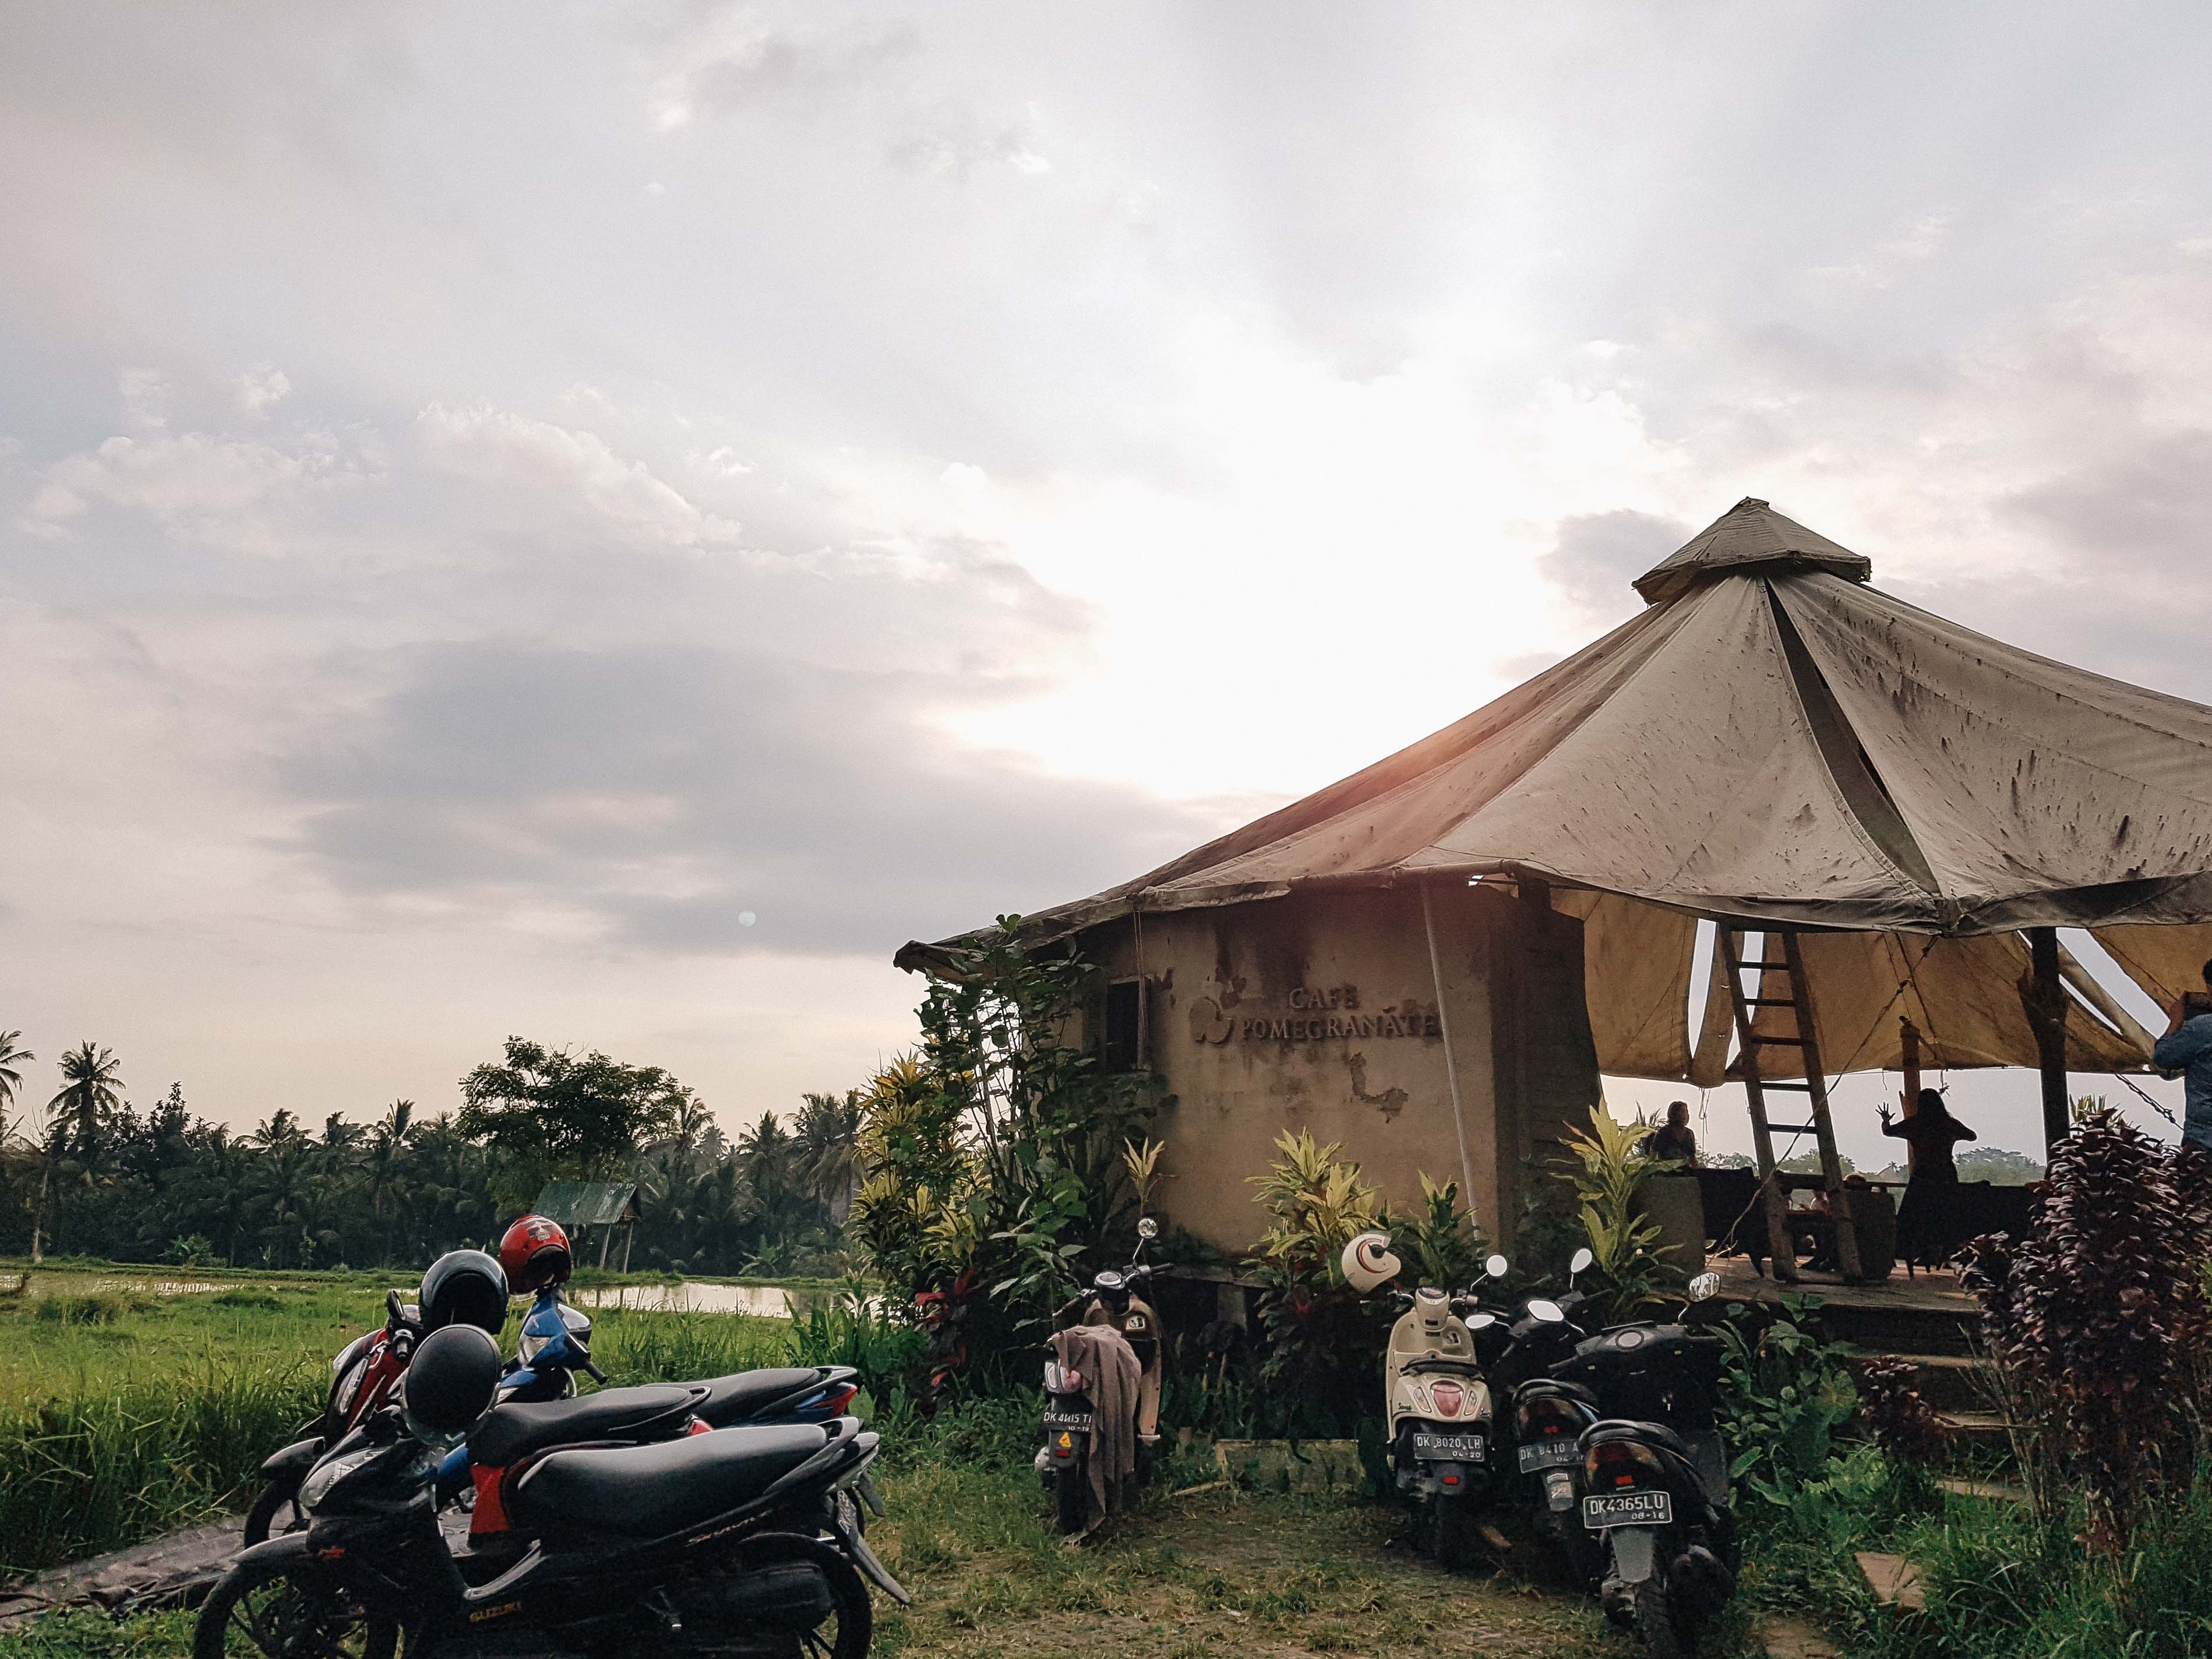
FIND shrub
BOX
[1854,1356,1948,1470]
[1961,1109,2210,1554]
[1717,1296,1859,1502]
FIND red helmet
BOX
[498,1214,573,1293]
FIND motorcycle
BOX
[245,1287,425,1545]
[252,1277,862,1545]
[1036,1217,1163,1534]
[194,1325,906,1659]
[1341,1233,1504,1570]
[1558,1270,1735,1658]
[1479,1249,1606,1586]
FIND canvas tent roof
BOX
[898,497,2212,1083]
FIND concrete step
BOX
[1884,1353,1997,1411]
[1934,1410,2013,1446]
[1936,1474,2030,1505]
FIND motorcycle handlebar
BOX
[581,1358,609,1385]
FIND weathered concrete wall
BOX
[1080,883,1600,1255]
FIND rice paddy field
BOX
[0,1262,809,1579]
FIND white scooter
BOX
[1342,1233,1511,1570]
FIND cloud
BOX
[236,365,292,415]
[416,403,747,553]
[280,640,1234,956]
[1535,509,1690,622]
[19,429,372,555]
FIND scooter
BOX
[1558,1271,1735,1658]
[195,1329,906,1659]
[1485,1249,1606,1586]
[1036,1217,1163,1534]
[244,1288,421,1545]
[1341,1234,1502,1570]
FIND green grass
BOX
[0,1269,889,1577]
[2,1404,1624,1659]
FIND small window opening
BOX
[1101,980,1142,1073]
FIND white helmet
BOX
[1340,1231,1401,1293]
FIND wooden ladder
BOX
[1720,927,1861,1284]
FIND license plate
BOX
[1042,1410,1093,1432]
[1517,1438,1579,1473]
[1412,1432,1486,1462]
[1583,1489,1672,1529]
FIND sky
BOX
[4,2,2210,1170]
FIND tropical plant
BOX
[1716,1295,1860,1501]
[1960,1108,2211,1554]
[1243,1130,1392,1435]
[1558,1103,1678,1319]
[1398,1170,1492,1292]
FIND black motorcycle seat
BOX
[510,1422,830,1538]
[1584,1417,1697,1462]
[470,1385,700,1469]
[1514,1378,1599,1409]
[689,1368,825,1427]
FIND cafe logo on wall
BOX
[1188,984,1441,1046]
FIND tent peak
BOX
[1634,496,1874,606]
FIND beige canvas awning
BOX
[899,498,2212,1081]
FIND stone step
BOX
[1936,1474,2030,1505]
[1855,1551,1927,1618]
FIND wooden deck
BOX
[1703,1252,1975,1316]
[1704,1252,1983,1356]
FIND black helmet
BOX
[419,1249,509,1335]
[401,1325,502,1444]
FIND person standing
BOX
[2153,958,2212,1155]
[1881,1089,1976,1268]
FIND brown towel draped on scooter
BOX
[1050,1322,1142,1526]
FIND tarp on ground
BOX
[898,499,2212,1081]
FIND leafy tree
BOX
[457,1038,689,1208]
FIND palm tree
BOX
[794,1090,862,1217]
[362,1101,415,1221]
[0,1030,31,1127]
[34,1042,122,1262]
[51,1042,124,1157]
[1,1030,37,1261]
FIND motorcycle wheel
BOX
[1434,1501,1476,1572]
[786,1548,873,1659]
[1054,1454,1090,1534]
[194,1556,396,1659]
[1550,1516,1601,1593]
[239,1484,306,1549]
[1632,1573,1694,1659]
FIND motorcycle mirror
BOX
[1569,1247,1594,1277]
[1136,1217,1159,1241]
[1467,1312,1498,1330]
[1485,1254,1509,1280]
[1688,1271,1721,1302]
[1526,1298,1566,1325]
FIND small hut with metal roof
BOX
[897,498,2212,1277]
[531,1180,641,1272]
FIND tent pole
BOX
[1420,880,1480,1217]
[1899,1016,1921,1178]
[2028,927,2072,1152]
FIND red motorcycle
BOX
[245,1247,513,1542]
